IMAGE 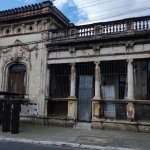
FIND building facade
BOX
[1,1,150,131]
[46,17,150,131]
[0,1,72,123]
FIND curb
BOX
[0,137,135,150]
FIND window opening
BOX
[48,101,68,117]
[133,60,150,100]
[100,61,127,118]
[50,64,70,98]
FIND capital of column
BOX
[70,63,75,73]
[126,59,133,64]
[94,61,100,67]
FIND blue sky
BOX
[0,0,150,25]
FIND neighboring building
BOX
[1,1,150,131]
[0,1,72,122]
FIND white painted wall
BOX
[47,44,150,64]
[0,33,47,116]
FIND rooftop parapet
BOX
[0,0,70,26]
[49,15,150,43]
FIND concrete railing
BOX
[50,15,150,42]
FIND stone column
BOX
[93,62,101,99]
[45,65,50,99]
[68,63,76,119]
[127,59,135,119]
[127,59,134,100]
[69,63,76,98]
[44,100,48,117]
[92,62,101,121]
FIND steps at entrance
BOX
[73,122,91,130]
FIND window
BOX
[50,64,70,98]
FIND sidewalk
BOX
[0,124,150,150]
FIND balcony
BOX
[50,15,150,44]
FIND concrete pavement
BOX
[0,124,149,150]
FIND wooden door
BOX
[8,64,26,94]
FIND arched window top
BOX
[9,64,26,71]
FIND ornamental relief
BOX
[0,20,53,36]
[0,39,39,71]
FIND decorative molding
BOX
[0,39,39,71]
[69,47,76,56]
[93,46,101,55]
[41,31,49,40]
[126,41,134,52]
[126,59,133,64]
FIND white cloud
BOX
[24,0,36,3]
[54,0,69,9]
[17,0,36,4]
[54,0,150,25]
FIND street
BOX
[0,141,82,150]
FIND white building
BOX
[1,1,150,131]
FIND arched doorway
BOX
[8,64,27,94]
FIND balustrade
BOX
[134,19,150,30]
[50,16,150,41]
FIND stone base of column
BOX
[92,101,101,120]
[92,96,101,100]
[127,102,135,119]
[68,96,76,99]
[126,97,134,100]
[68,101,77,118]
[44,100,48,117]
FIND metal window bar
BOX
[135,104,150,121]
[50,64,70,98]
[0,102,2,125]
[48,101,68,116]
[101,101,127,119]
[100,61,127,100]
[100,61,127,118]
[133,60,150,100]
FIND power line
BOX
[82,0,150,17]
[62,0,118,13]
[55,0,101,10]
[0,5,149,51]
[1,4,150,50]
[76,5,150,24]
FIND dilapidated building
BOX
[1,1,150,131]
[46,17,150,131]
